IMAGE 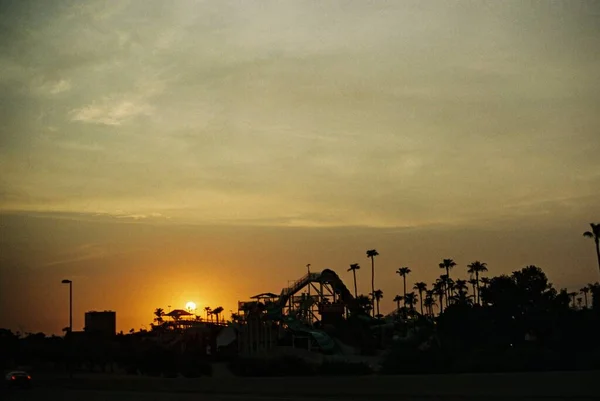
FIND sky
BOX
[0,0,599,334]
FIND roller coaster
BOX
[236,269,373,354]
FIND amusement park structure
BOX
[235,269,374,355]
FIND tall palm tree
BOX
[347,263,361,297]
[467,261,488,304]
[581,286,590,308]
[439,259,456,301]
[212,306,224,324]
[356,294,373,315]
[438,274,450,305]
[153,308,165,324]
[468,278,478,300]
[366,249,379,316]
[413,282,427,315]
[583,223,600,275]
[393,295,403,312]
[372,289,383,318]
[204,306,212,322]
[454,279,468,294]
[433,280,445,314]
[404,292,417,312]
[568,292,577,308]
[396,267,411,303]
[424,291,436,317]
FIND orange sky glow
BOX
[0,1,599,334]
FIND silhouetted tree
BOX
[356,294,373,315]
[414,282,427,315]
[433,280,445,314]
[404,292,417,312]
[568,292,577,308]
[468,277,477,300]
[581,286,590,308]
[153,308,165,324]
[397,267,411,304]
[204,306,212,322]
[366,249,379,317]
[372,289,383,318]
[348,263,360,297]
[212,307,224,324]
[467,260,488,304]
[583,223,600,275]
[439,258,456,302]
[424,291,436,317]
[393,295,403,312]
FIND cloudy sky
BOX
[1,0,599,334]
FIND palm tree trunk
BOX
[352,269,358,298]
[419,291,424,315]
[439,295,444,315]
[584,293,589,308]
[445,267,450,302]
[475,271,480,305]
[396,300,400,311]
[595,239,600,276]
[371,257,375,317]
[376,299,380,317]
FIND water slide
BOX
[272,269,370,318]
[265,269,372,352]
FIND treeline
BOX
[381,265,600,374]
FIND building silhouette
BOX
[84,310,116,337]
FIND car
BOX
[4,371,32,389]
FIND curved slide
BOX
[264,269,373,353]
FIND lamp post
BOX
[61,279,73,333]
[61,279,72,379]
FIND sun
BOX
[185,301,197,312]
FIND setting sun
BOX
[185,301,197,312]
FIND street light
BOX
[61,279,72,333]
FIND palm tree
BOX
[347,263,361,297]
[396,267,411,303]
[581,286,590,308]
[480,276,491,288]
[577,297,583,309]
[356,294,373,315]
[467,261,488,304]
[153,308,165,324]
[433,280,445,314]
[568,292,577,308]
[583,223,600,275]
[212,306,224,324]
[413,282,427,315]
[439,259,456,301]
[372,289,383,318]
[438,274,450,305]
[393,295,403,312]
[468,278,477,300]
[204,306,212,322]
[404,292,417,312]
[366,249,379,316]
[424,290,436,316]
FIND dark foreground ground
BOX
[3,370,599,400]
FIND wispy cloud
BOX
[70,97,153,126]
